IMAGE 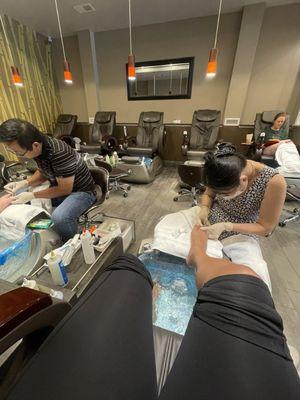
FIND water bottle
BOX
[123,126,127,137]
[259,132,266,146]
[81,230,96,264]
[183,131,188,147]
[113,151,118,166]
[48,251,68,286]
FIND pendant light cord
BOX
[213,0,223,48]
[54,0,67,61]
[0,14,15,65]
[128,0,133,55]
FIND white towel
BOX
[275,142,300,175]
[0,204,50,241]
[152,207,223,260]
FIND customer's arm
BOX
[187,225,259,288]
[231,174,286,236]
[0,194,13,213]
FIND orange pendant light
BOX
[127,0,136,81]
[206,0,222,78]
[55,0,73,85]
[0,15,24,87]
[63,60,73,84]
[206,48,218,77]
[11,66,23,87]
[128,54,136,81]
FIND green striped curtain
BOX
[0,15,62,160]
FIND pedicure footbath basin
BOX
[139,251,198,335]
[0,229,58,283]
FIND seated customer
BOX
[261,112,290,156]
[0,119,96,242]
[197,145,286,290]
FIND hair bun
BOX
[214,142,236,157]
[203,151,215,163]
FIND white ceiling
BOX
[0,0,299,37]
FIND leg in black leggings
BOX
[159,276,300,400]
[5,254,158,400]
[6,256,300,400]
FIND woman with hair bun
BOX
[197,144,286,290]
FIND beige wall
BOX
[52,35,88,122]
[54,3,300,125]
[288,70,300,123]
[242,3,300,124]
[95,12,241,123]
[224,3,265,121]
[77,30,101,118]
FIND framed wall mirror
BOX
[126,57,194,101]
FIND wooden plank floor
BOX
[101,166,300,367]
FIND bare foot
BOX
[187,225,208,266]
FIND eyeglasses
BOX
[6,147,28,157]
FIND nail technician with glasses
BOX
[197,145,286,290]
[0,118,96,242]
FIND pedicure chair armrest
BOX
[0,286,71,355]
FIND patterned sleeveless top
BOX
[208,167,278,240]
